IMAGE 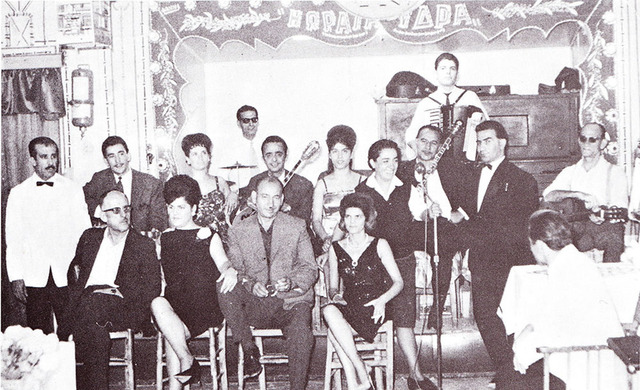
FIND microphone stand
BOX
[418,167,442,389]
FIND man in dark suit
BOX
[397,124,469,329]
[244,135,314,225]
[59,190,161,390]
[459,120,539,388]
[218,176,317,389]
[83,136,168,235]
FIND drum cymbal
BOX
[220,161,258,169]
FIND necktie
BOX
[444,93,451,106]
[36,181,53,187]
[115,176,124,193]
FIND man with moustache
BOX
[59,190,161,390]
[397,124,469,329]
[218,176,317,389]
[83,135,168,235]
[244,135,314,225]
[406,52,487,161]
[543,123,628,262]
[5,137,90,333]
[458,120,539,388]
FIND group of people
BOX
[4,51,634,390]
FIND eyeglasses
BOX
[579,135,601,143]
[103,205,132,215]
[240,117,258,124]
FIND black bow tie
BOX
[36,181,54,187]
[477,163,492,170]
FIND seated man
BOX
[218,176,317,389]
[59,190,161,390]
[243,135,314,225]
[509,209,624,390]
[83,136,168,235]
[543,123,628,262]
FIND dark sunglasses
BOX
[579,135,601,143]
[240,117,258,124]
[103,205,132,215]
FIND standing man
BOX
[245,135,314,225]
[83,136,168,234]
[5,137,90,334]
[218,176,317,389]
[543,123,628,262]
[59,190,161,390]
[213,105,264,190]
[459,120,539,387]
[397,124,469,329]
[406,52,487,161]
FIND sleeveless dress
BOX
[333,238,391,343]
[161,229,223,337]
[194,176,228,244]
[320,176,363,236]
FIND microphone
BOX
[415,162,426,176]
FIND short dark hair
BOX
[528,209,573,251]
[476,120,509,142]
[236,105,258,121]
[367,139,400,170]
[326,125,357,173]
[416,124,443,141]
[338,192,377,233]
[163,174,202,208]
[261,135,288,156]
[181,133,212,156]
[28,137,58,158]
[102,136,129,158]
[435,52,459,70]
[255,175,283,195]
[580,122,607,138]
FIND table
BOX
[499,262,640,389]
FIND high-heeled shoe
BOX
[407,376,438,390]
[174,359,201,385]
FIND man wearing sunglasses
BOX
[212,105,265,189]
[6,137,91,334]
[543,122,628,262]
[59,189,161,390]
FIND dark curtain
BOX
[2,68,66,120]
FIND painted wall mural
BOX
[149,0,615,177]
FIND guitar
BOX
[425,119,464,175]
[543,198,628,223]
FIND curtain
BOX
[1,68,66,120]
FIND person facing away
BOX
[151,175,239,389]
[59,190,161,390]
[217,175,318,389]
[543,122,629,262]
[5,136,90,334]
[83,135,168,235]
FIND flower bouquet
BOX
[1,326,75,390]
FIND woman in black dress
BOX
[151,175,238,388]
[323,193,404,390]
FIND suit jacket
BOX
[460,160,539,273]
[245,171,314,225]
[227,212,317,310]
[61,228,161,334]
[83,168,168,232]
[397,157,469,212]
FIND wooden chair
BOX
[237,328,287,390]
[156,322,227,390]
[324,320,394,390]
[109,329,135,390]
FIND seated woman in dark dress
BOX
[151,175,238,389]
[323,193,404,390]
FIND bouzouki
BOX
[425,119,464,175]
[543,198,628,223]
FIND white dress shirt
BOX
[85,229,128,288]
[408,168,453,221]
[113,168,133,204]
[364,174,403,201]
[6,173,91,287]
[211,130,265,189]
[477,156,505,212]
